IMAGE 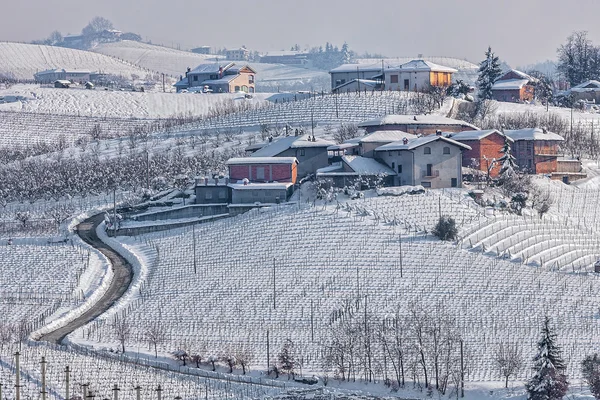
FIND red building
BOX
[449,130,511,178]
[504,128,564,174]
[226,157,298,183]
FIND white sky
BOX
[3,0,600,66]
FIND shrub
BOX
[432,215,458,241]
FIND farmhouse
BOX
[316,155,396,189]
[174,63,256,93]
[329,62,387,91]
[358,115,478,134]
[247,134,335,178]
[226,157,298,203]
[448,129,511,178]
[343,130,418,158]
[504,128,564,174]
[567,80,600,104]
[491,70,537,103]
[384,59,456,92]
[225,47,250,61]
[332,79,380,94]
[374,135,470,188]
[34,69,91,84]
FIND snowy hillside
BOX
[93,41,330,91]
[0,84,270,118]
[0,42,157,81]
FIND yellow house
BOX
[385,59,456,92]
[174,63,257,93]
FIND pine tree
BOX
[341,42,352,64]
[498,137,516,179]
[525,317,568,400]
[477,46,502,100]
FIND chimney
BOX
[214,177,218,185]
[436,130,442,136]
[402,137,409,145]
[542,127,548,134]
[204,177,208,185]
[269,136,273,143]
[219,67,223,78]
[413,116,417,121]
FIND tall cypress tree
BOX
[477,46,502,100]
[525,316,569,400]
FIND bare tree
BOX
[378,309,407,387]
[112,316,131,353]
[234,344,254,375]
[495,341,523,388]
[409,303,430,389]
[0,324,12,350]
[145,321,167,358]
[48,204,74,234]
[16,319,30,350]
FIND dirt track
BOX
[37,213,133,344]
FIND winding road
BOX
[37,213,134,344]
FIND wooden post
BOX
[460,339,465,398]
[135,385,141,400]
[273,258,276,309]
[155,385,161,400]
[40,357,47,400]
[82,383,89,399]
[113,384,120,400]
[65,366,70,400]
[193,225,197,274]
[266,329,270,373]
[14,352,20,400]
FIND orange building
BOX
[504,128,564,173]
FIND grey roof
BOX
[190,62,235,74]
[448,129,512,142]
[251,135,334,157]
[342,156,396,175]
[504,128,564,142]
[202,75,239,85]
[387,59,457,73]
[358,114,478,130]
[375,135,471,151]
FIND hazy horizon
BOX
[3,0,600,67]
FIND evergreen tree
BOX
[278,339,296,378]
[477,46,502,100]
[528,71,554,107]
[582,354,600,399]
[498,138,516,179]
[341,42,352,64]
[525,317,568,400]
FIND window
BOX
[404,79,410,90]
[256,167,265,180]
[390,75,399,84]
[300,149,305,156]
[205,191,213,199]
[193,75,198,81]
[391,162,395,170]
[218,190,227,199]
[388,151,393,156]
[234,86,240,92]
[422,182,431,188]
[398,165,402,173]
[451,178,457,187]
[210,74,218,80]
[443,146,450,155]
[249,75,255,84]
[426,164,433,176]
[424,147,431,155]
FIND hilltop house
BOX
[225,47,250,61]
[316,155,396,189]
[566,80,600,104]
[384,59,456,92]
[504,128,564,174]
[491,70,537,103]
[247,134,335,178]
[174,62,256,93]
[374,135,470,188]
[226,157,298,203]
[358,115,478,135]
[336,130,418,158]
[448,129,511,178]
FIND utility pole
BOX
[460,339,465,398]
[40,357,47,400]
[193,224,197,274]
[273,258,276,309]
[162,73,165,92]
[357,66,361,96]
[311,109,315,138]
[310,299,314,342]
[146,151,150,190]
[399,233,403,278]
[113,187,117,236]
[266,330,270,373]
[14,352,20,400]
[65,366,70,400]
[135,385,141,400]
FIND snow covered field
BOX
[0,42,154,81]
[0,84,270,118]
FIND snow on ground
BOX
[0,84,270,118]
[494,100,600,123]
[93,41,331,91]
[0,42,155,81]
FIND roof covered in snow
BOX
[492,79,530,90]
[358,114,478,129]
[190,62,235,74]
[228,182,294,190]
[390,59,457,73]
[226,157,298,165]
[504,128,564,142]
[570,80,600,92]
[202,75,239,84]
[342,155,396,175]
[375,135,471,151]
[329,62,391,73]
[356,130,417,143]
[333,79,380,91]
[448,129,512,142]
[250,135,335,157]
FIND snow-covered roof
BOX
[174,79,188,87]
[570,80,600,92]
[504,69,533,80]
[327,143,360,151]
[375,135,471,151]
[35,68,92,75]
[358,115,478,130]
[448,129,512,142]
[504,128,564,142]
[202,75,239,84]
[329,62,390,73]
[251,135,334,157]
[342,156,396,175]
[357,130,417,143]
[387,59,457,73]
[333,79,380,91]
[228,182,293,190]
[226,157,298,165]
[54,80,71,85]
[492,79,530,90]
[190,62,235,74]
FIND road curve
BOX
[37,213,134,344]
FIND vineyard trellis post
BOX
[155,384,161,400]
[65,365,70,400]
[135,385,141,400]
[266,329,270,374]
[40,356,47,400]
[14,351,20,400]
